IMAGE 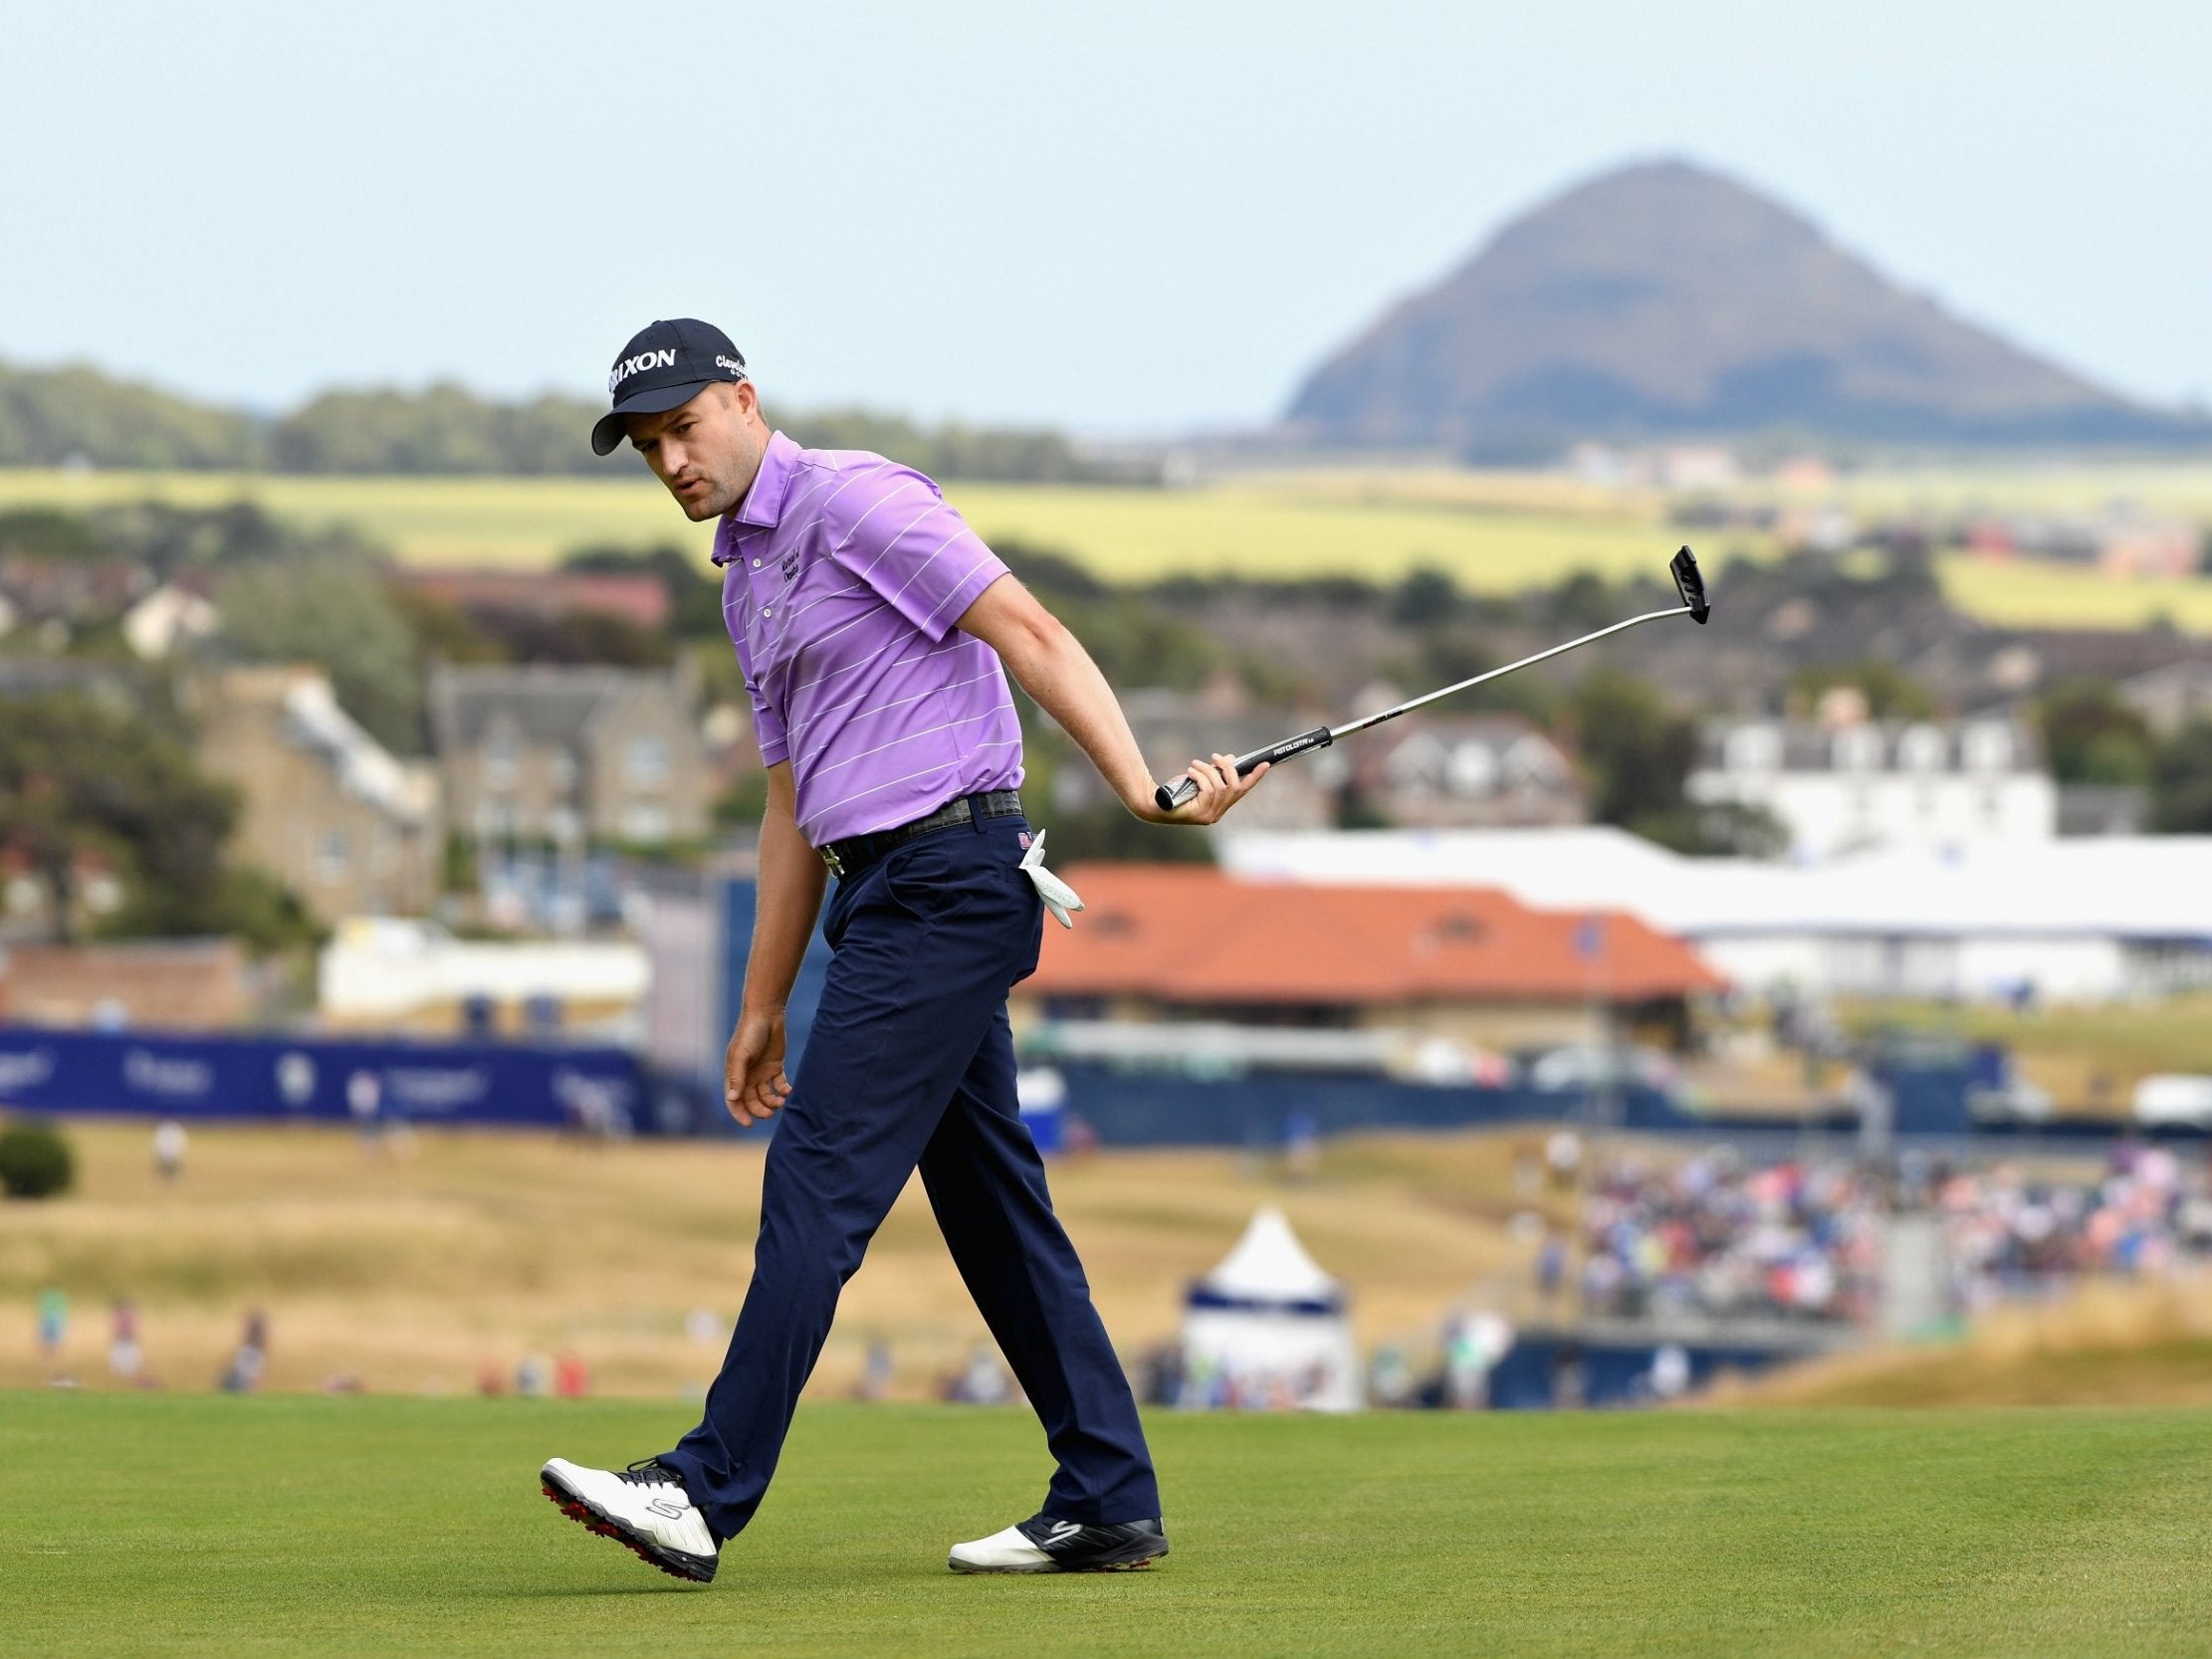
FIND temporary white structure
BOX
[1220,828,2212,1004]
[1180,1206,1362,1412]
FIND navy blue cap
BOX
[591,318,748,456]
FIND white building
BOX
[1687,717,2055,859]
[1218,827,2212,1006]
[121,582,220,659]
[319,917,649,1033]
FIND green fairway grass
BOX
[5,1395,2209,1658]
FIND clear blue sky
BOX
[4,2,2207,432]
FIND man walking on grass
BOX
[541,319,1266,1583]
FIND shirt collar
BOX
[711,432,799,566]
[735,430,800,528]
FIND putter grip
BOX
[1154,726,1332,812]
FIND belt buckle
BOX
[821,845,846,878]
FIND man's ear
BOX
[733,379,763,423]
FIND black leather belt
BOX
[819,789,1024,879]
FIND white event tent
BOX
[1180,1206,1362,1412]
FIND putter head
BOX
[1670,545,1710,624]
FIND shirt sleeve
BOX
[822,459,1009,641]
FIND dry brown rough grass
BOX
[1707,1274,2212,1407]
[0,1121,1566,1399]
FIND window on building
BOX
[485,730,520,787]
[1725,724,1783,771]
[1502,737,1561,788]
[1962,723,2014,773]
[316,829,350,886]
[626,734,671,786]
[1898,725,1946,773]
[1833,727,1883,773]
[1445,742,1499,796]
[621,803,671,844]
[1385,734,1444,793]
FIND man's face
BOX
[626,381,766,520]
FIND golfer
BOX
[541,319,1266,1583]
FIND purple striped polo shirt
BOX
[714,432,1023,846]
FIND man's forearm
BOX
[997,617,1162,816]
[744,786,828,1012]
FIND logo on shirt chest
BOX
[780,551,799,583]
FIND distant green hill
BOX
[0,360,1120,483]
[1288,159,2212,454]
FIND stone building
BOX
[189,667,441,924]
[1348,715,1587,829]
[1067,684,1340,831]
[428,663,707,848]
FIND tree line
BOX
[0,358,1135,483]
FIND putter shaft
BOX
[1153,547,1708,812]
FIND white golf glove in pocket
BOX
[1017,828,1085,929]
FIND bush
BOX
[0,1119,75,1199]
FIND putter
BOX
[1155,545,1710,812]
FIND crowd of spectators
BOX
[1576,1142,2212,1327]
[1940,1143,2212,1311]
[1577,1149,1882,1324]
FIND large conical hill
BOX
[1285,159,2199,451]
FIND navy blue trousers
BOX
[659,810,1161,1543]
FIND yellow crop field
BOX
[947,479,1676,589]
[1936,554,2212,633]
[0,466,1677,589]
[0,467,719,567]
[4,462,2212,631]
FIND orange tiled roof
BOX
[1029,864,1725,1005]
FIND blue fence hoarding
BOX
[717,877,832,1077]
[1051,1069,1696,1147]
[0,1025,641,1130]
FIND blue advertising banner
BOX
[0,1025,641,1130]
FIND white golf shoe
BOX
[949,1513,1170,1573]
[540,1457,719,1583]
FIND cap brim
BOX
[590,380,720,456]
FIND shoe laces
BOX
[615,1458,682,1489]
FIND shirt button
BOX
[752,558,761,568]
[762,606,773,617]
